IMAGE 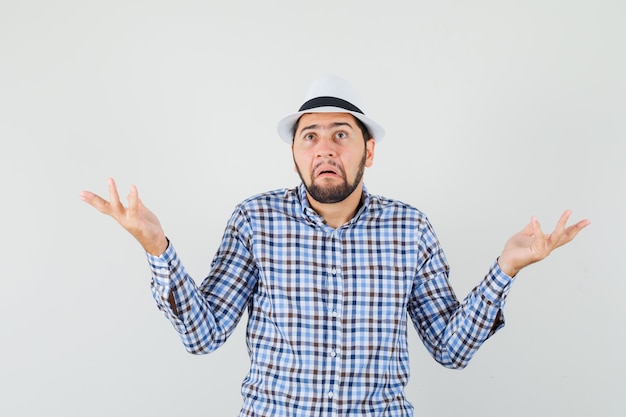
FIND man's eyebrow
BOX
[298,122,354,133]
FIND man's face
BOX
[292,113,375,204]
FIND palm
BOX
[80,178,168,255]
[498,210,590,277]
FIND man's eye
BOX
[304,134,315,141]
[335,132,347,139]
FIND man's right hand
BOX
[80,178,169,256]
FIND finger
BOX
[530,215,547,247]
[530,215,544,237]
[576,218,591,229]
[79,190,94,202]
[79,190,112,214]
[562,218,592,241]
[548,215,591,250]
[108,177,123,211]
[545,210,570,248]
[127,184,139,216]
[554,209,573,236]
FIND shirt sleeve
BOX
[407,219,515,369]
[148,207,259,354]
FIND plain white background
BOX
[1,1,624,416]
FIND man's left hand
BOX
[497,210,590,277]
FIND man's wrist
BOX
[497,256,519,278]
[144,236,169,257]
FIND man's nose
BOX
[315,136,336,157]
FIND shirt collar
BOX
[296,183,371,229]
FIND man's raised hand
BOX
[497,210,590,277]
[80,178,168,256]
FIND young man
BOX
[80,75,589,416]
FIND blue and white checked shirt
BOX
[148,184,515,417]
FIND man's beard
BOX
[294,151,367,204]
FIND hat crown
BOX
[276,74,384,143]
[303,74,366,112]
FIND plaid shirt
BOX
[148,184,514,417]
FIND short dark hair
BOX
[353,116,372,142]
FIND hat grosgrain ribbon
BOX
[277,74,385,143]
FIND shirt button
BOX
[330,267,337,275]
[331,310,338,318]
[328,391,334,399]
[330,348,337,357]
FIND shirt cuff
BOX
[146,240,180,287]
[480,260,516,306]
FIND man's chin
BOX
[306,182,354,204]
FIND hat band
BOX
[298,96,363,114]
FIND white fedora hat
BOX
[277,74,385,143]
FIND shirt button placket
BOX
[322,228,339,415]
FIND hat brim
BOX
[277,106,385,144]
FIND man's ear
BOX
[365,138,375,168]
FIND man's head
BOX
[277,75,384,205]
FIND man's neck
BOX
[307,185,364,229]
